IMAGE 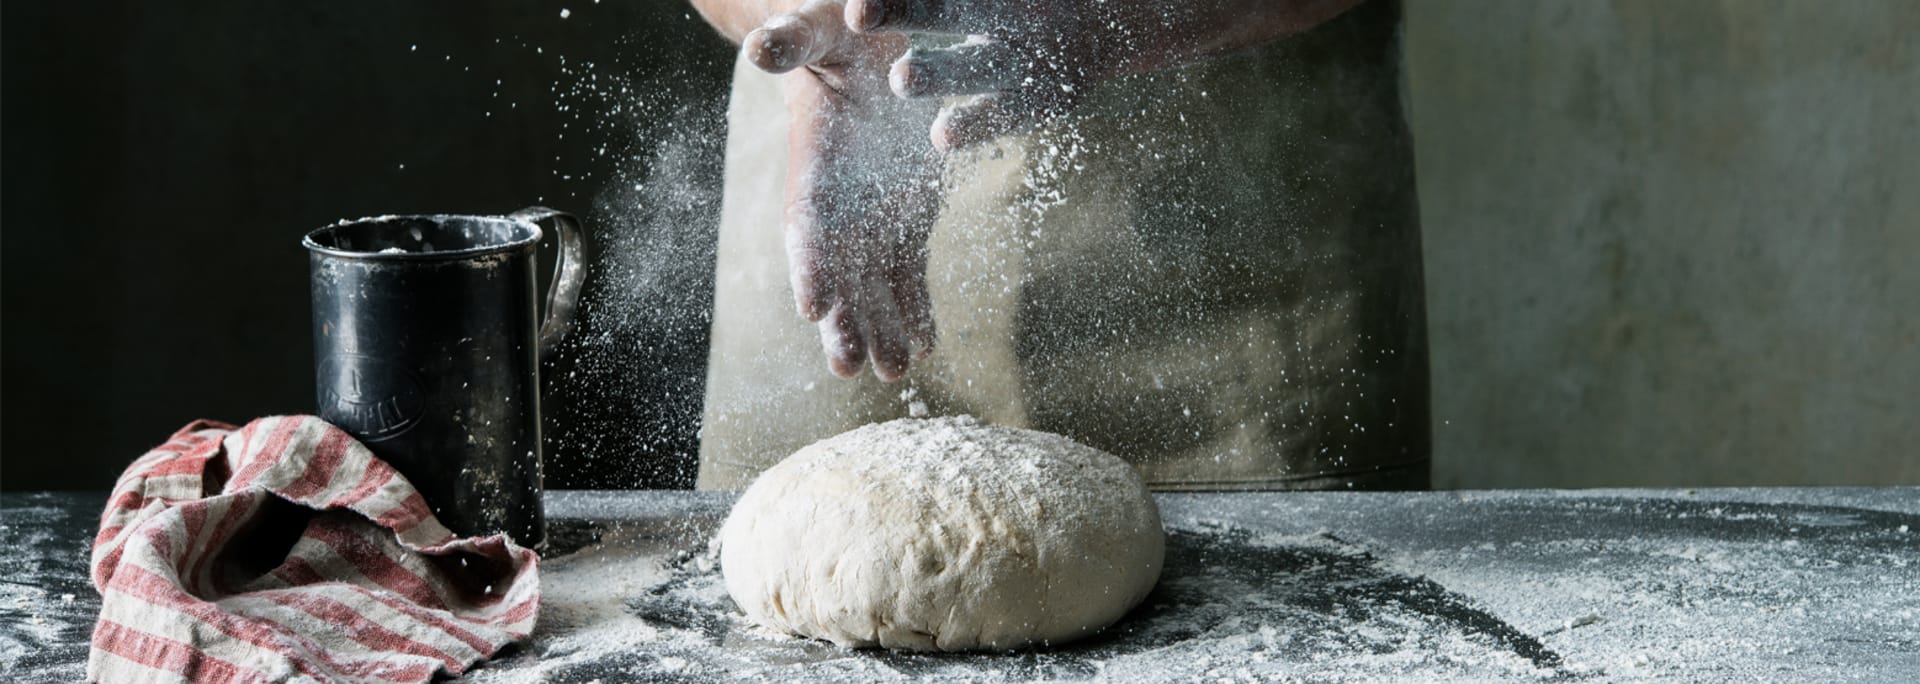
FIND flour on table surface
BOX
[8,490,1912,681]
[1375,496,1920,681]
[0,494,99,682]
[458,490,1920,682]
[466,515,1561,681]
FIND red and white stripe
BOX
[89,416,540,683]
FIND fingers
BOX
[890,245,937,358]
[875,190,936,358]
[862,215,930,379]
[747,0,853,73]
[930,94,1023,152]
[931,94,997,153]
[812,232,924,381]
[818,300,868,378]
[784,212,836,321]
[862,278,914,382]
[889,38,1027,99]
[930,85,1079,152]
[846,0,999,35]
[781,82,840,321]
[815,275,912,382]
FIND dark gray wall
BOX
[2,1,734,490]
[1408,0,1919,487]
[11,1,1915,492]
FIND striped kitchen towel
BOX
[89,416,540,683]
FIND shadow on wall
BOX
[0,1,735,490]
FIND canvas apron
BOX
[697,0,1428,490]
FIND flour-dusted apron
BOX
[697,0,1427,491]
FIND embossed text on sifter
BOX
[303,207,589,550]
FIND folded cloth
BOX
[89,416,540,683]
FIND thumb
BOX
[746,0,853,73]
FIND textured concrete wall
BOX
[1405,1,1920,487]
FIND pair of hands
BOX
[701,0,1360,381]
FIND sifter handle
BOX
[510,206,591,366]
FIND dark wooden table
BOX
[6,488,1917,681]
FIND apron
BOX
[697,0,1428,491]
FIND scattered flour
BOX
[468,502,1568,681]
[7,491,1916,681]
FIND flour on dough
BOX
[717,416,1165,651]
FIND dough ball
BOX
[717,416,1165,652]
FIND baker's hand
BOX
[844,0,1362,152]
[730,0,943,381]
